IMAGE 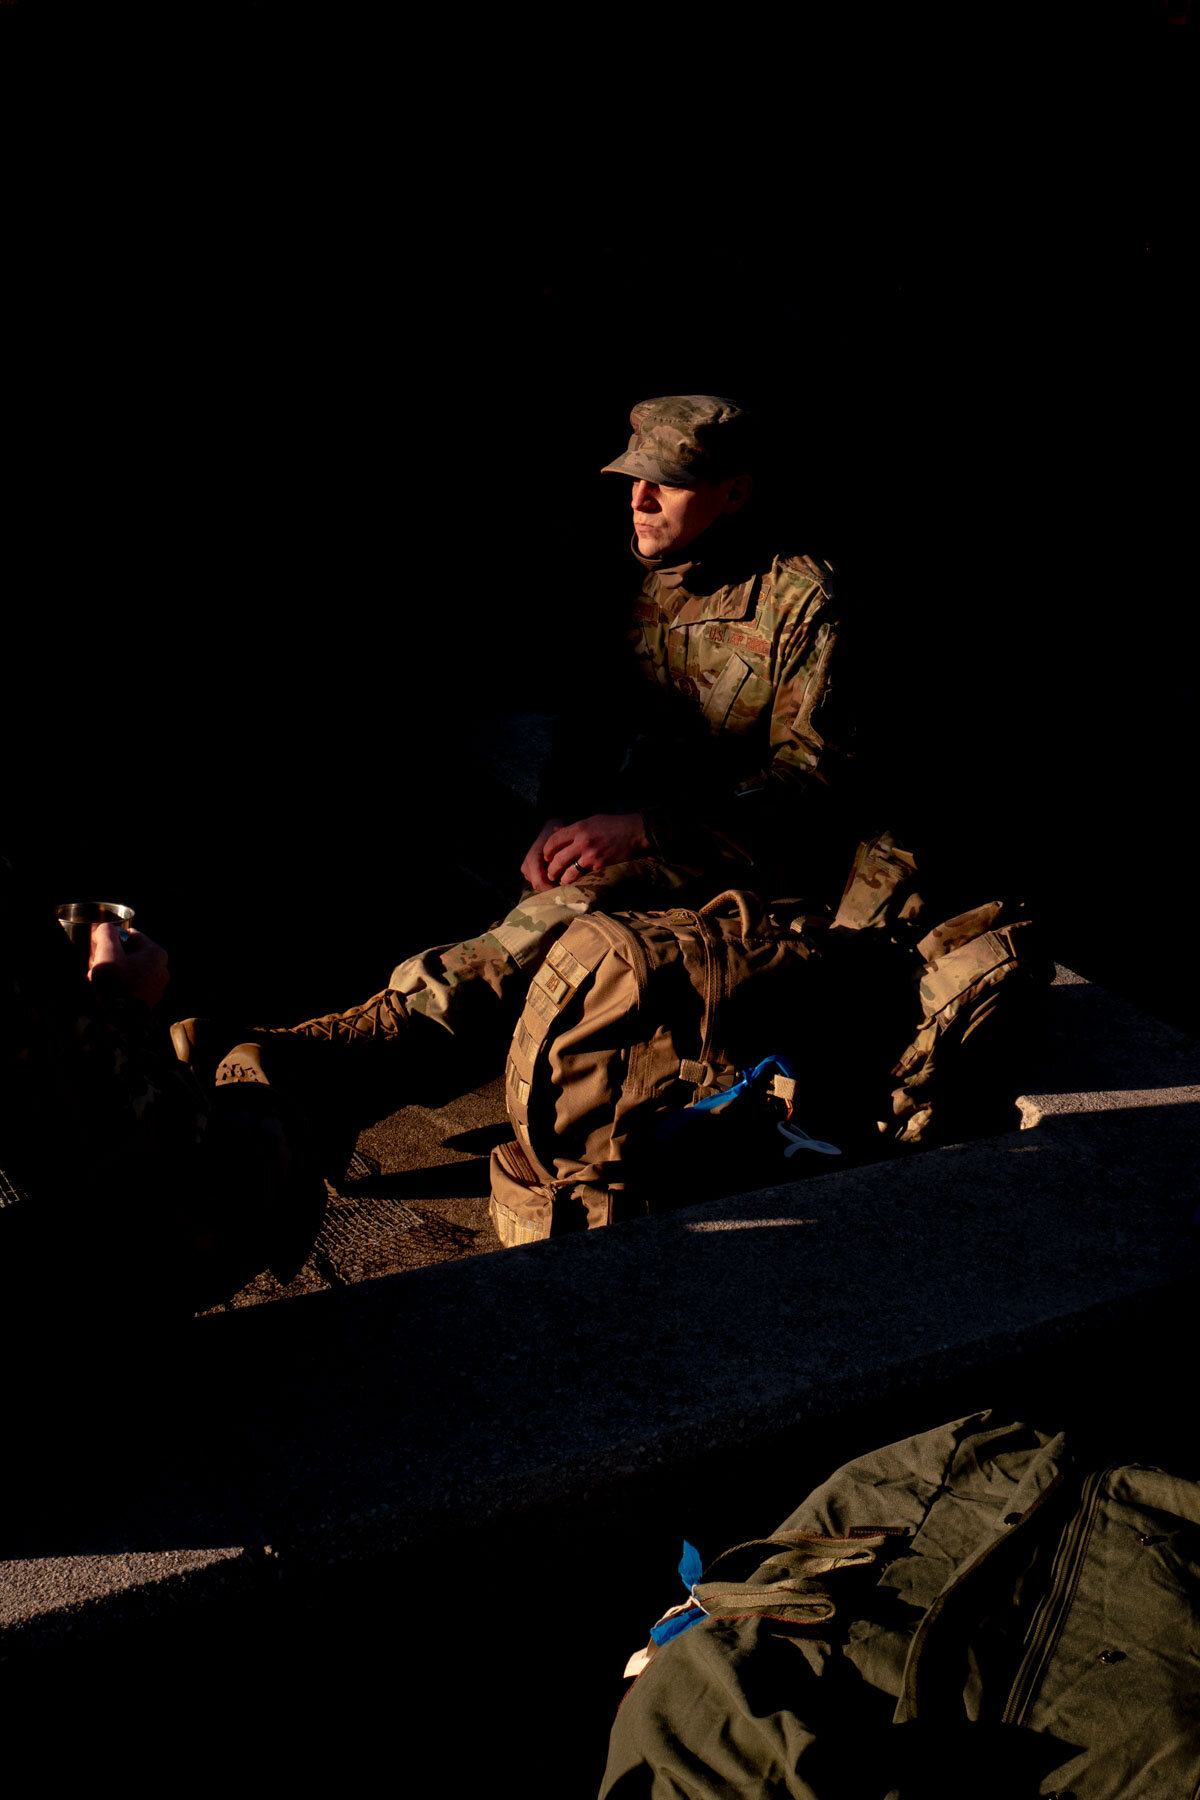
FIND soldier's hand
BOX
[87,923,170,1009]
[543,814,651,885]
[520,819,566,893]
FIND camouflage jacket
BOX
[558,523,856,897]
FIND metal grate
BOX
[0,1165,28,1209]
[207,1160,498,1313]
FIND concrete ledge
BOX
[4,967,1199,1672]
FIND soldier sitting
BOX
[171,396,860,1155]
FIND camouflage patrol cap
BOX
[601,394,752,485]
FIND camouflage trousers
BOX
[382,857,705,1098]
[0,861,318,1318]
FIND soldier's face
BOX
[630,477,741,558]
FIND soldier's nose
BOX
[631,480,657,511]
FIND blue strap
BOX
[650,1604,705,1647]
[685,1053,798,1115]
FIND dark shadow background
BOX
[4,13,1195,1031]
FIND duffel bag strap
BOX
[693,1529,900,1622]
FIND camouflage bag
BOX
[883,898,1046,1146]
[489,890,820,1248]
[828,832,1049,1147]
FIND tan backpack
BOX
[488,841,1048,1248]
[489,890,819,1248]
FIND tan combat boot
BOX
[171,987,413,1080]
[171,997,413,1183]
[170,987,475,1155]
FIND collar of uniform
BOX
[632,518,766,622]
[630,537,697,590]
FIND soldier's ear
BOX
[723,474,754,513]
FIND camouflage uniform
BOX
[612,532,850,892]
[292,399,856,1106]
[212,398,857,1124]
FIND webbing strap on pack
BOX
[918,927,1019,1017]
[506,927,611,1156]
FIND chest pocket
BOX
[700,652,752,728]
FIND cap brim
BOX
[600,451,699,484]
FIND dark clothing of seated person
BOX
[0,858,321,1320]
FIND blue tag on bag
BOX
[648,1541,707,1647]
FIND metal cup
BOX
[55,900,136,953]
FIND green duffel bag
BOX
[602,1412,1200,1799]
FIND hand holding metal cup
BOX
[54,900,136,952]
[54,901,169,1009]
